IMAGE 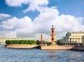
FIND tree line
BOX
[5,40,39,45]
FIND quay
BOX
[4,44,84,51]
[40,45,84,51]
[5,44,39,49]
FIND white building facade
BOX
[62,32,84,44]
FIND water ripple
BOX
[0,46,84,62]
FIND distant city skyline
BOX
[0,0,84,39]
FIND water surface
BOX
[0,45,84,62]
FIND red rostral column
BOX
[51,25,56,45]
[41,34,43,42]
[40,34,43,45]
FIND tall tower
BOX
[40,34,43,42]
[51,25,56,45]
[40,34,43,45]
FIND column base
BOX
[51,42,56,46]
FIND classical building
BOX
[62,31,84,44]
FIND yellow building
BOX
[62,31,84,44]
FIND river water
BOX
[0,45,84,62]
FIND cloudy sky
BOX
[0,0,84,39]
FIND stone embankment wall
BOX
[41,45,84,51]
[5,44,39,49]
[5,44,84,51]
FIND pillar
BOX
[51,25,56,45]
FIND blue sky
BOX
[0,0,84,39]
[0,0,39,20]
[0,0,84,19]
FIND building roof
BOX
[71,31,84,33]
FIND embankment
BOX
[5,44,84,51]
[40,45,84,51]
[5,44,39,49]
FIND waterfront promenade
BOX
[5,44,84,51]
[40,45,84,51]
[5,44,39,49]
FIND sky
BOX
[0,0,84,40]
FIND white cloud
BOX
[1,16,35,38]
[0,13,11,19]
[0,30,17,38]
[23,0,48,12]
[1,7,84,39]
[34,7,59,33]
[1,0,84,39]
[5,0,29,7]
[1,17,18,29]
[3,31,17,38]
[57,15,84,32]
[33,7,84,39]
[1,16,34,31]
[6,0,48,12]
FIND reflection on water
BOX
[0,45,84,62]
